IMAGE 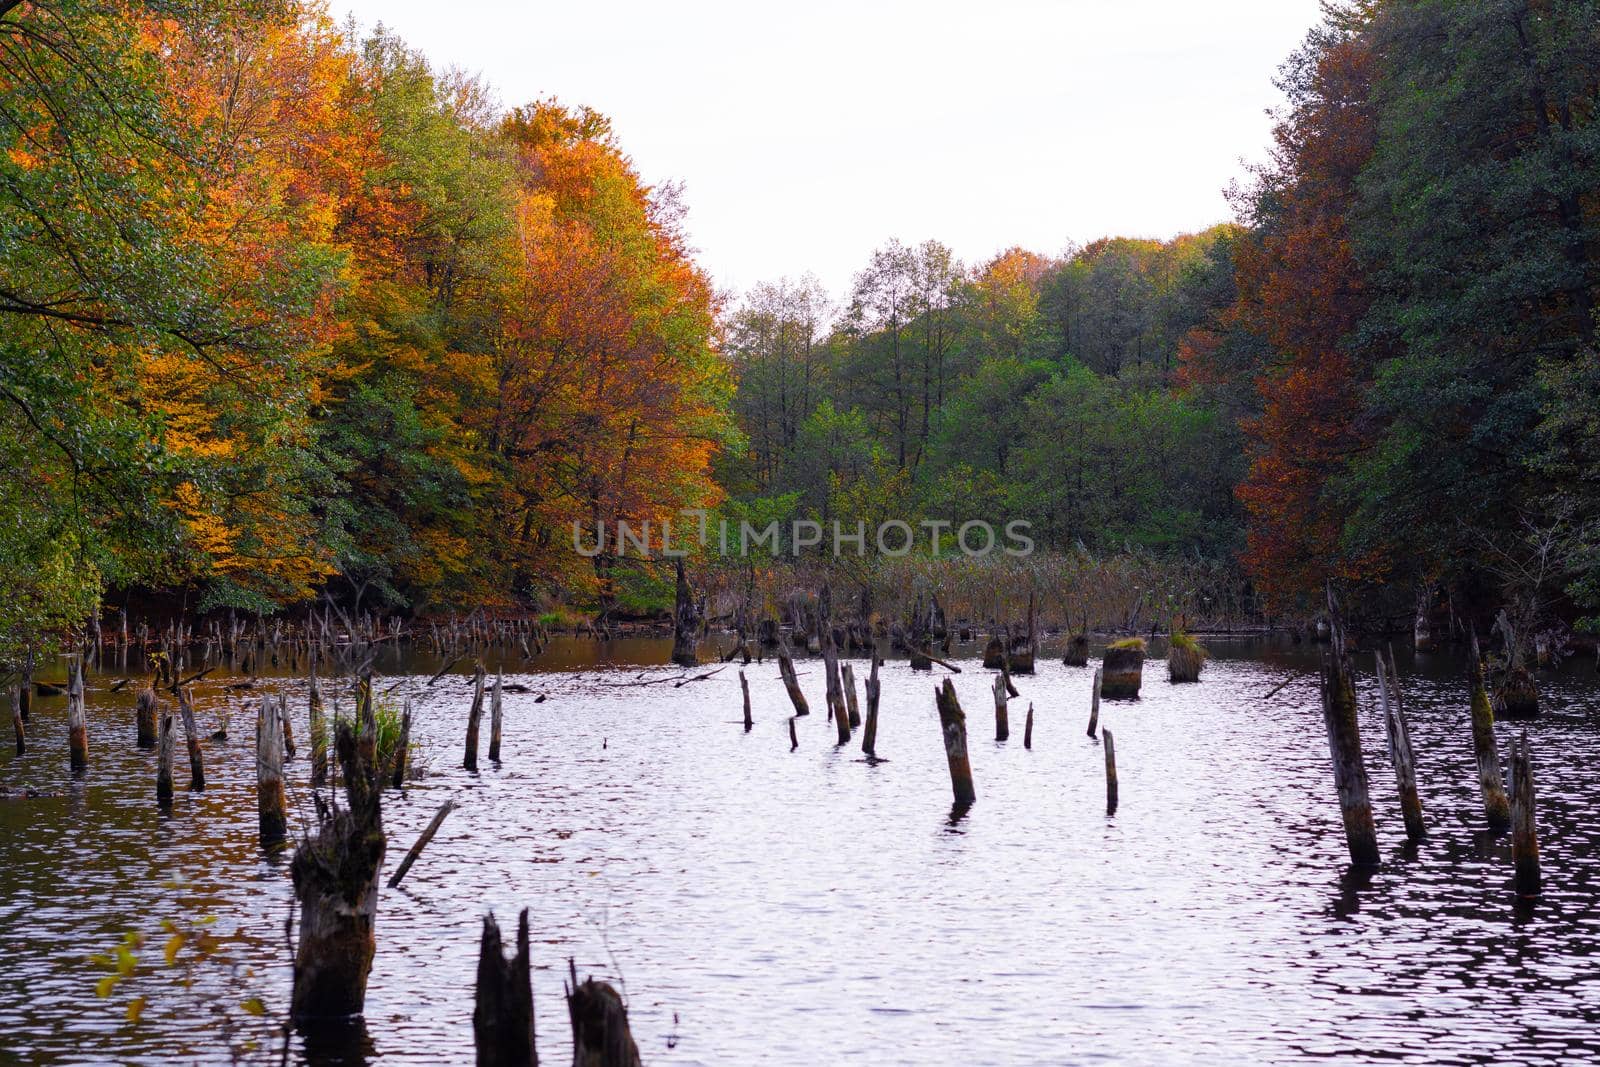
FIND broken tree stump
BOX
[739,670,752,730]
[257,695,288,852]
[1319,613,1379,866]
[309,664,328,788]
[1103,727,1118,815]
[934,678,976,807]
[841,662,860,728]
[777,640,809,717]
[475,909,536,1066]
[388,799,458,889]
[489,672,504,763]
[1469,633,1511,832]
[862,652,881,757]
[789,716,798,751]
[392,700,412,788]
[1086,667,1102,738]
[567,961,642,1067]
[67,657,87,772]
[1024,702,1034,750]
[464,661,487,772]
[1063,632,1089,667]
[291,720,386,1021]
[11,684,23,755]
[175,685,205,791]
[156,711,175,807]
[992,669,1009,742]
[135,687,158,749]
[1375,653,1425,842]
[824,628,849,742]
[1509,731,1541,899]
[1100,639,1145,699]
[671,558,698,668]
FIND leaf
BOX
[126,997,146,1024]
[240,997,267,1016]
[163,933,186,967]
[96,975,119,999]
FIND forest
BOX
[3,0,1599,654]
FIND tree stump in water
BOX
[1509,731,1541,899]
[1493,666,1540,721]
[739,670,752,730]
[1375,652,1425,842]
[474,909,536,1066]
[1413,585,1437,653]
[135,688,158,749]
[1166,631,1206,683]
[777,640,809,717]
[291,719,386,1021]
[1062,633,1089,667]
[488,672,504,763]
[1100,640,1145,699]
[1469,633,1512,832]
[19,649,31,722]
[909,642,933,671]
[176,685,205,791]
[981,635,1004,670]
[992,670,1009,742]
[156,711,175,807]
[257,695,289,851]
[841,662,860,728]
[464,662,487,772]
[1319,614,1379,866]
[934,678,975,807]
[309,663,328,788]
[392,700,413,788]
[1023,702,1034,749]
[11,684,24,755]
[671,559,698,668]
[862,652,882,757]
[1086,667,1102,738]
[66,657,87,771]
[567,961,642,1067]
[1103,727,1118,815]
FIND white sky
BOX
[335,0,1325,302]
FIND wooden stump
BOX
[464,661,487,772]
[1319,619,1379,866]
[934,679,976,807]
[135,688,158,749]
[1086,667,1102,738]
[823,629,849,742]
[567,962,642,1067]
[1166,632,1205,683]
[1509,731,1541,899]
[176,686,205,791]
[11,684,24,755]
[671,558,698,668]
[19,649,31,722]
[475,909,536,1067]
[862,652,881,757]
[257,695,288,852]
[66,657,87,772]
[309,665,328,788]
[291,720,386,1021]
[156,711,175,807]
[281,702,297,762]
[1100,642,1145,699]
[1493,666,1540,721]
[981,635,1004,670]
[841,662,861,728]
[1469,634,1511,831]
[739,670,752,731]
[992,670,1009,742]
[777,641,809,717]
[1103,727,1118,815]
[1375,653,1425,842]
[1062,633,1089,668]
[488,672,504,763]
[1023,702,1034,749]
[392,700,412,788]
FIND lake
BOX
[3,636,1599,1065]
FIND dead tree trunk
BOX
[391,700,412,788]
[1023,702,1034,750]
[309,663,328,788]
[823,626,848,741]
[1509,731,1541,899]
[992,669,1009,742]
[136,688,158,749]
[671,559,698,668]
[862,652,881,757]
[567,962,641,1067]
[11,684,23,755]
[67,657,87,771]
[156,711,175,807]
[1086,667,1102,738]
[388,799,457,889]
[257,695,288,851]
[1469,632,1511,832]
[934,678,976,807]
[291,716,386,1021]
[464,661,487,772]
[841,662,861,728]
[474,909,536,1066]
[777,640,809,717]
[1103,727,1118,815]
[1319,612,1379,867]
[1375,653,1425,842]
[739,670,752,730]
[489,672,504,763]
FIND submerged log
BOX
[567,961,642,1067]
[1086,667,1102,738]
[1101,639,1144,699]
[257,695,288,851]
[1103,727,1118,815]
[776,641,810,717]
[464,661,487,772]
[475,909,536,1067]
[291,719,386,1021]
[934,678,976,807]
[388,799,458,889]
[1319,613,1379,866]
[1509,731,1541,899]
[909,642,932,670]
[66,657,87,771]
[135,687,158,749]
[489,672,504,763]
[1375,652,1425,842]
[1469,633,1512,832]
[862,652,882,758]
[156,711,175,807]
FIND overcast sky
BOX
[336,0,1325,301]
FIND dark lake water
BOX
[3,635,1600,1065]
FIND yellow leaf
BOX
[164,934,185,967]
[126,997,146,1024]
[240,997,267,1016]
[96,975,119,999]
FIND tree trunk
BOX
[475,910,536,1066]
[1469,633,1512,832]
[136,688,158,749]
[1375,653,1425,842]
[566,962,641,1067]
[671,559,698,668]
[257,695,288,851]
[1319,618,1379,866]
[464,661,487,772]
[934,678,976,807]
[66,657,87,771]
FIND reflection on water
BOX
[3,636,1600,1065]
